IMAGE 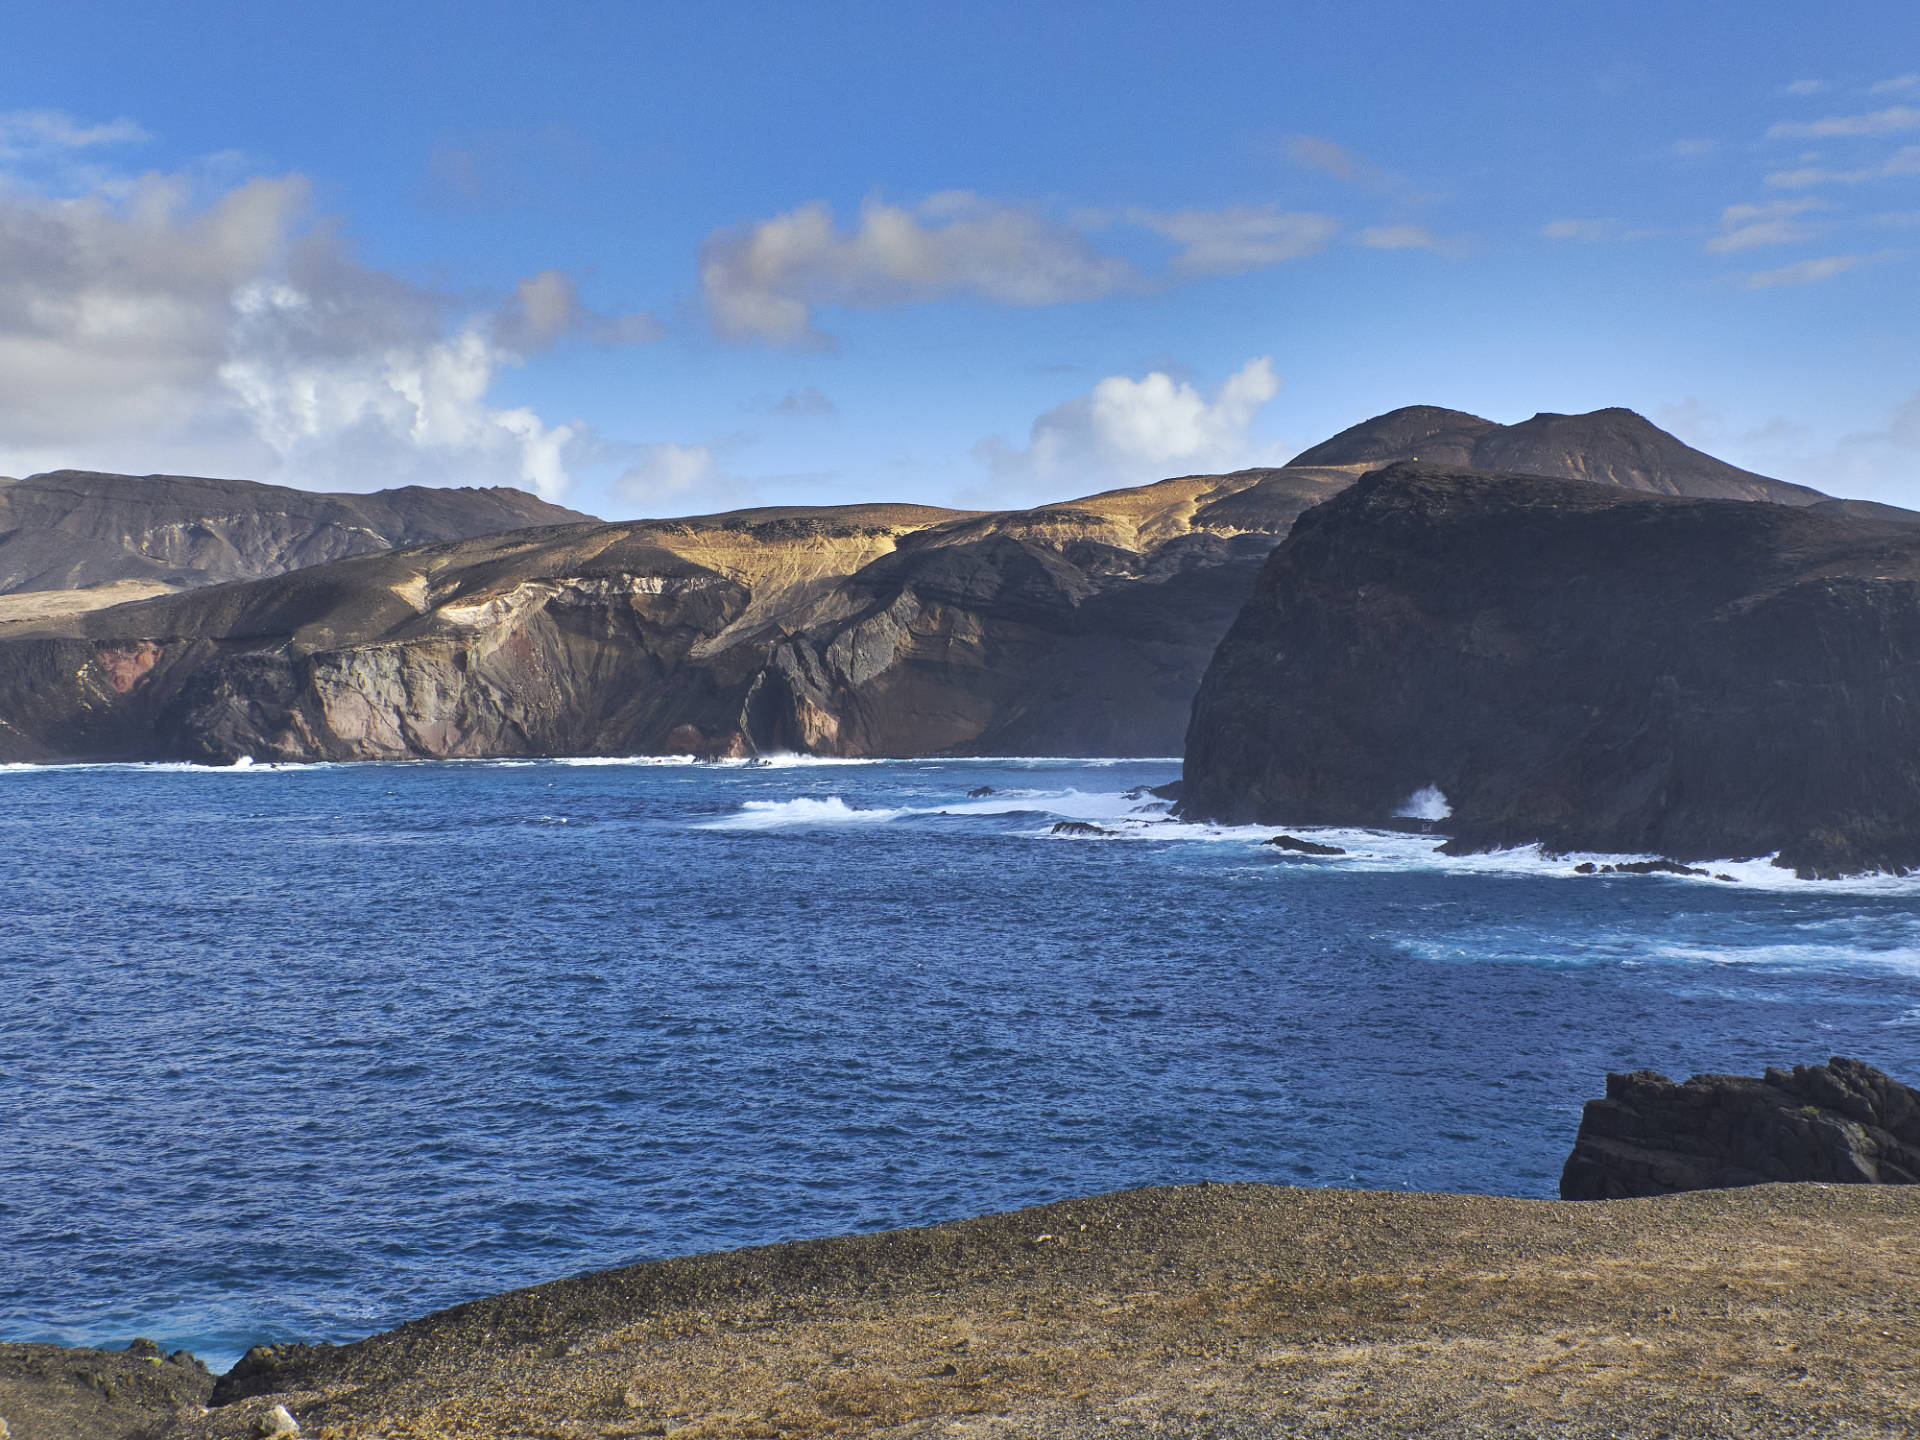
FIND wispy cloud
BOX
[0,109,149,160]
[1282,135,1379,184]
[700,194,1138,345]
[1740,254,1868,289]
[1768,106,1920,139]
[701,194,1352,343]
[1542,218,1659,243]
[1129,205,1339,276]
[1357,223,1449,252]
[1781,79,1828,98]
[1705,199,1823,253]
[1766,145,1920,188]
[1869,74,1920,96]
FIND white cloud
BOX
[1781,80,1828,98]
[1869,75,1920,96]
[1705,198,1823,253]
[0,114,655,498]
[1357,223,1445,251]
[1765,145,1920,188]
[1129,205,1338,275]
[1768,106,1920,139]
[973,356,1284,501]
[1670,137,1720,159]
[699,194,1138,345]
[614,442,753,514]
[1740,254,1867,288]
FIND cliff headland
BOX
[1182,463,1920,876]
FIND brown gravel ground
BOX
[12,1181,1920,1440]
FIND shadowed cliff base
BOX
[1182,463,1920,877]
[12,1182,1919,1439]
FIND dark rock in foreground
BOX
[1182,464,1920,876]
[0,1339,212,1439]
[1562,1057,1920,1200]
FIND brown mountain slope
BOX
[1291,405,1829,505]
[0,468,596,597]
[0,467,1348,762]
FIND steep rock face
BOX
[0,468,1346,762]
[1290,405,1828,506]
[0,469,594,596]
[1182,464,1920,875]
[1561,1059,1920,1200]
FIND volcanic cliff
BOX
[1181,463,1920,876]
[0,469,1349,762]
[0,407,1883,769]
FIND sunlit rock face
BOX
[0,468,1349,763]
[1181,463,1920,877]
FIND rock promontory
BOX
[1181,463,1920,876]
[1562,1057,1920,1200]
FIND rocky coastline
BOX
[1181,463,1920,877]
[7,1180,1919,1440]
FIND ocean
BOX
[3,756,1918,1370]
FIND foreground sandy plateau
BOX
[7,1182,1920,1439]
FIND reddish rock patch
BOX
[97,640,161,693]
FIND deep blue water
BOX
[3,756,1919,1370]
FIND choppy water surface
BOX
[4,757,1918,1368]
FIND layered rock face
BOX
[1182,463,1920,875]
[0,469,594,597]
[1561,1059,1920,1200]
[0,469,1347,763]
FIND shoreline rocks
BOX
[1561,1056,1920,1200]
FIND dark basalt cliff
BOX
[0,468,1347,763]
[1291,404,1829,506]
[1562,1058,1920,1200]
[1182,464,1920,876]
[0,468,594,596]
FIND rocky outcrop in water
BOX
[1182,463,1920,876]
[1561,1058,1920,1200]
[0,469,593,598]
[0,470,1348,762]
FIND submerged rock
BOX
[1572,859,1708,877]
[1561,1057,1920,1200]
[1262,835,1346,855]
[1050,820,1119,837]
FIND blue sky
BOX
[3,1,1918,514]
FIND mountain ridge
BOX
[1291,404,1827,506]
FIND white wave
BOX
[1394,784,1452,821]
[547,754,702,767]
[697,796,907,830]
